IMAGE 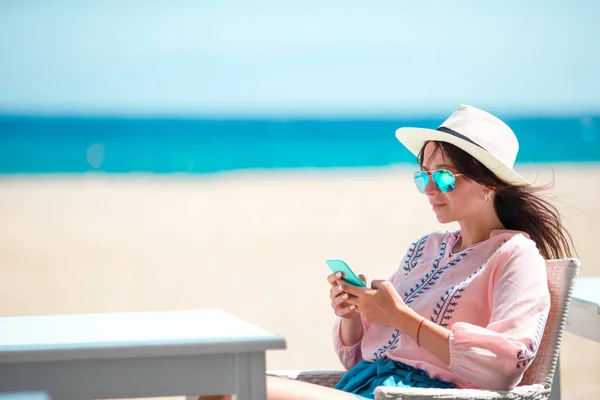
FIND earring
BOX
[484,192,492,202]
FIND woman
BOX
[201,105,574,400]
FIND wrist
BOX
[341,312,362,324]
[340,314,364,347]
[395,307,424,337]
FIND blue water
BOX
[0,115,599,174]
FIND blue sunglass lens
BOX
[432,170,456,192]
[413,171,428,193]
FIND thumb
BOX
[370,279,387,290]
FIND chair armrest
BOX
[375,384,550,400]
[267,369,345,388]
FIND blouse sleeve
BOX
[333,233,431,370]
[448,239,551,390]
[332,315,370,370]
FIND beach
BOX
[0,165,598,400]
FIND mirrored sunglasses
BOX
[413,169,463,193]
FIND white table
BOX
[551,277,600,400]
[0,309,286,400]
[566,277,600,342]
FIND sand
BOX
[0,165,598,400]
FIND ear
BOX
[481,184,496,199]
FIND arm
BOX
[333,267,401,369]
[340,315,365,347]
[332,314,369,370]
[444,247,550,390]
[444,243,549,390]
[394,311,451,364]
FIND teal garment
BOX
[334,358,454,400]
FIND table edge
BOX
[0,336,286,364]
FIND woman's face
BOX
[420,142,489,224]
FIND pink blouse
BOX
[333,229,550,390]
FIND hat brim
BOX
[395,127,530,186]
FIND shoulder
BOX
[485,231,550,315]
[488,229,546,280]
[491,229,543,260]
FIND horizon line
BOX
[1,110,600,121]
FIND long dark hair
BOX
[418,141,575,260]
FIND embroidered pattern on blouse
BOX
[430,238,509,327]
[403,234,430,275]
[517,313,547,369]
[372,240,470,360]
[371,329,403,360]
[430,248,477,327]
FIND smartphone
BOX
[326,259,366,287]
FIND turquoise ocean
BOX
[0,115,599,174]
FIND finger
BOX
[340,282,364,296]
[358,274,367,284]
[334,303,357,317]
[330,285,357,301]
[327,272,343,286]
[370,279,385,290]
[330,284,348,299]
[331,292,351,307]
[343,295,358,306]
[330,286,360,307]
[335,301,358,312]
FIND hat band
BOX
[436,126,485,151]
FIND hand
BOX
[327,272,366,320]
[341,279,415,329]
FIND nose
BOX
[423,174,439,196]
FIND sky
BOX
[1,0,599,117]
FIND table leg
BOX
[235,352,267,400]
[549,356,561,400]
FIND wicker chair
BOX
[269,258,581,400]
